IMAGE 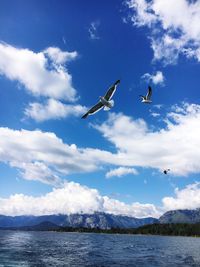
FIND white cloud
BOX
[153,104,163,109]
[3,101,200,186]
[3,102,200,184]
[104,197,161,218]
[0,42,89,122]
[162,182,200,210]
[0,127,100,185]
[24,98,87,122]
[0,181,161,218]
[142,71,165,85]
[0,182,104,216]
[0,43,77,101]
[94,102,200,176]
[62,36,66,45]
[0,127,126,185]
[127,0,200,64]
[88,21,100,40]
[127,0,157,27]
[11,161,62,186]
[150,112,160,118]
[0,178,199,218]
[44,47,77,64]
[106,167,138,178]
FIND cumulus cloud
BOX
[0,43,77,101]
[3,102,200,186]
[162,182,200,211]
[0,42,87,122]
[24,98,87,122]
[0,178,199,218]
[94,102,200,176]
[0,181,161,218]
[106,167,138,178]
[127,0,200,64]
[3,101,200,185]
[88,21,100,40]
[142,71,165,85]
[0,127,98,185]
[0,127,127,185]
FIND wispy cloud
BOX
[150,112,160,118]
[126,0,200,64]
[88,21,100,40]
[106,167,138,178]
[62,36,66,45]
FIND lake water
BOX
[0,231,199,266]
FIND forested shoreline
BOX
[57,223,200,237]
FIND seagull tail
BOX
[109,99,114,107]
[104,106,111,111]
[104,100,114,111]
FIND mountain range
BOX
[0,212,157,230]
[159,208,200,224]
[0,208,200,230]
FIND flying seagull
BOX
[163,169,170,175]
[140,86,152,103]
[81,80,120,119]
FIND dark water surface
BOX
[0,230,199,266]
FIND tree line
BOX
[56,223,200,237]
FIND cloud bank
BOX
[0,180,199,218]
[0,181,161,218]
[1,101,200,216]
[1,102,200,185]
[0,127,110,185]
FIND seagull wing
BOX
[81,101,104,119]
[104,80,120,101]
[146,86,152,100]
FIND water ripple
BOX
[0,231,200,266]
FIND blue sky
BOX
[0,0,200,218]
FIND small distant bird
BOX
[140,86,152,103]
[163,169,170,175]
[81,80,120,119]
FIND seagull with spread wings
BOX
[140,86,152,103]
[81,80,120,119]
